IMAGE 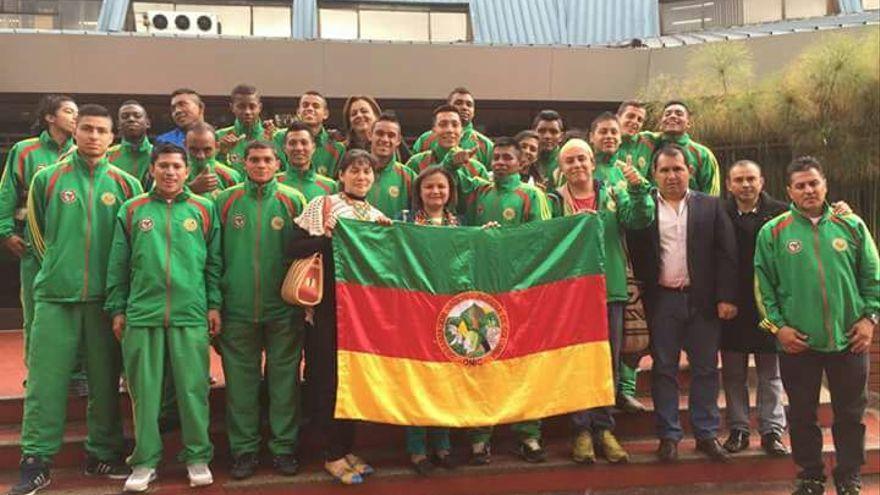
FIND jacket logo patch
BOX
[832,237,848,252]
[607,198,617,212]
[228,153,241,165]
[101,192,116,206]
[388,186,400,198]
[638,157,646,169]
[317,166,328,176]
[271,216,285,230]
[786,240,802,254]
[502,207,516,221]
[139,218,154,232]
[232,214,246,229]
[183,218,199,232]
[59,190,76,204]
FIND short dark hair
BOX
[373,111,402,132]
[786,156,825,183]
[514,130,540,143]
[34,94,75,132]
[562,129,587,145]
[589,112,619,134]
[299,90,327,108]
[284,120,315,142]
[412,166,458,213]
[151,142,187,164]
[663,100,690,115]
[77,104,112,126]
[433,104,461,123]
[652,143,687,171]
[616,100,645,115]
[231,84,258,97]
[338,149,378,175]
[447,87,472,101]
[728,159,762,177]
[532,110,564,130]
[493,136,520,154]
[187,122,216,136]
[171,88,202,104]
[119,99,144,110]
[243,140,276,160]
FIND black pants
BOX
[779,350,868,483]
[304,290,355,462]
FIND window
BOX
[660,1,720,34]
[0,0,101,30]
[131,1,291,36]
[252,6,290,37]
[318,2,470,43]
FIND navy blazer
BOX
[628,190,738,317]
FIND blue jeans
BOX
[571,302,624,433]
[648,289,720,441]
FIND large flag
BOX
[333,214,613,427]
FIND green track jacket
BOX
[366,158,414,219]
[273,126,344,178]
[215,178,307,323]
[412,122,494,170]
[107,138,153,187]
[618,133,656,180]
[216,119,273,175]
[188,157,242,200]
[105,189,222,327]
[454,171,551,227]
[0,131,75,240]
[642,132,721,196]
[406,146,489,179]
[277,167,337,202]
[755,205,880,352]
[27,153,143,302]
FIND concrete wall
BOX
[0,26,876,101]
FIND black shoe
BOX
[515,441,547,463]
[469,445,491,466]
[230,452,259,480]
[272,454,299,477]
[410,458,434,476]
[430,453,456,470]
[722,430,750,453]
[834,476,861,495]
[792,478,825,495]
[696,437,730,462]
[83,456,130,479]
[616,394,648,413]
[8,456,51,495]
[656,439,678,463]
[761,432,789,457]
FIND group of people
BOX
[0,84,876,495]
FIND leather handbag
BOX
[281,196,331,307]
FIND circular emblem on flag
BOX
[832,237,848,252]
[270,215,285,230]
[388,186,400,198]
[502,207,516,221]
[101,192,116,206]
[183,218,199,232]
[138,217,154,232]
[436,291,509,365]
[60,190,76,204]
[232,213,246,229]
[787,240,802,254]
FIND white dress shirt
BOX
[657,191,690,289]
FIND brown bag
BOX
[281,196,331,307]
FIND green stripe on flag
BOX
[333,214,605,294]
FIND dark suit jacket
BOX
[628,190,738,318]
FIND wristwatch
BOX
[865,312,880,326]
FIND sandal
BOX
[344,453,375,476]
[324,459,363,485]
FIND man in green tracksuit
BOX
[532,110,565,189]
[186,123,242,200]
[8,104,142,495]
[445,137,550,465]
[616,100,654,180]
[406,105,488,179]
[107,100,153,187]
[272,91,344,177]
[0,95,76,368]
[366,113,414,218]
[215,141,307,480]
[411,87,494,169]
[755,156,878,495]
[216,84,275,175]
[277,121,338,201]
[105,142,221,492]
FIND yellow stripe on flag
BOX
[335,341,614,427]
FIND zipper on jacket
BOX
[253,188,262,323]
[812,223,833,348]
[81,169,95,300]
[164,200,172,328]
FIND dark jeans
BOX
[779,350,868,483]
[571,302,624,433]
[647,289,721,441]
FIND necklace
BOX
[340,192,373,221]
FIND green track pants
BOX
[20,301,124,460]
[470,420,541,445]
[123,325,213,468]
[217,318,303,456]
[618,362,638,397]
[19,253,37,368]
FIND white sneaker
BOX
[123,466,156,492]
[187,463,213,488]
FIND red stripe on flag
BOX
[336,274,608,362]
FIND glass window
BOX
[253,5,290,37]
[176,4,250,35]
[57,0,100,30]
[360,9,428,42]
[430,12,467,42]
[319,8,357,40]
[0,13,55,29]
